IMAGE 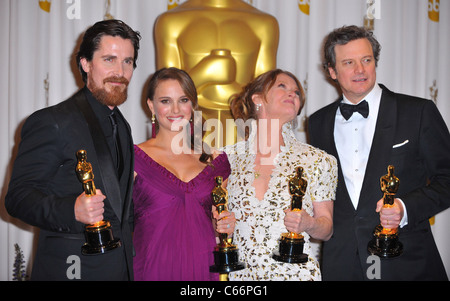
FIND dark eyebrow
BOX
[101,55,117,60]
[101,55,134,62]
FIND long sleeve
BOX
[401,99,450,227]
[5,108,85,234]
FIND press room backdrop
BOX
[1,0,449,280]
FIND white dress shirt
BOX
[334,84,408,226]
[334,84,382,209]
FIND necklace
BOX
[254,153,276,179]
[254,165,262,179]
[254,166,273,179]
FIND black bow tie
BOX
[339,100,369,120]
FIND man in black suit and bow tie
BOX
[308,25,450,280]
[5,20,141,280]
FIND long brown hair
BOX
[147,67,212,164]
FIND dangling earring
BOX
[256,103,261,112]
[151,114,156,138]
[190,109,195,137]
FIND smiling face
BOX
[328,38,377,104]
[148,79,193,134]
[80,35,135,108]
[253,73,302,125]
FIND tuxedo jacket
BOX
[308,84,450,280]
[6,88,134,280]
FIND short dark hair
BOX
[76,19,141,83]
[323,25,381,76]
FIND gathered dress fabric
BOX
[133,145,231,281]
[223,123,337,280]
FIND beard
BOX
[88,76,129,107]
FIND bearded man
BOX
[6,20,141,280]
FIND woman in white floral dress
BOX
[224,69,337,281]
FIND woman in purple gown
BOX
[133,67,234,281]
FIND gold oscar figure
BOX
[154,0,279,147]
[273,166,308,263]
[368,165,403,258]
[76,150,121,255]
[210,176,245,280]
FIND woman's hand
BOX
[284,201,334,241]
[212,206,236,236]
[284,209,312,234]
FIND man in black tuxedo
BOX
[5,20,141,280]
[308,25,450,280]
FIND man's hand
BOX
[376,198,404,229]
[74,189,106,225]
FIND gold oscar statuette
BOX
[367,165,403,258]
[272,166,308,263]
[210,176,245,280]
[76,150,121,255]
[154,0,279,146]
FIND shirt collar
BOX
[83,86,115,119]
[342,84,382,105]
[341,84,382,117]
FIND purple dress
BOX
[132,145,231,281]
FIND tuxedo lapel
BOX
[114,107,134,222]
[357,86,397,213]
[75,92,123,222]
[321,101,340,158]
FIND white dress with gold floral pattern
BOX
[223,123,337,281]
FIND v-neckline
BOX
[252,164,275,202]
[135,145,222,185]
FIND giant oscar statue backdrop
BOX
[154,0,279,146]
